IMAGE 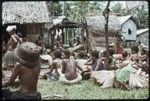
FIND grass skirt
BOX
[3,50,17,67]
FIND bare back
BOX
[18,63,40,94]
[53,59,62,75]
[62,59,77,80]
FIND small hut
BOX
[2,1,52,43]
[86,15,121,51]
[49,16,83,50]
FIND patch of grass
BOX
[37,80,149,100]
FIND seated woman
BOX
[59,50,82,84]
[129,46,141,69]
[75,52,88,72]
[139,48,149,74]
[116,51,131,69]
[2,42,41,100]
[41,50,62,81]
[81,50,101,80]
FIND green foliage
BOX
[121,3,148,28]
[47,1,148,28]
[111,3,126,16]
[53,2,62,16]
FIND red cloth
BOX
[116,47,123,54]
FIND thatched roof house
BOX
[86,15,121,35]
[2,1,53,43]
[2,1,52,24]
[85,15,122,49]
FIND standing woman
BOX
[3,25,22,69]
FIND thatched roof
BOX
[51,17,82,29]
[2,2,52,24]
[86,15,121,34]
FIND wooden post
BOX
[84,22,90,53]
[103,1,111,70]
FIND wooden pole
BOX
[103,1,111,70]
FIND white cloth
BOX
[76,59,87,70]
[91,70,115,88]
[6,25,17,32]
[129,73,149,88]
[59,73,82,84]
[40,55,52,65]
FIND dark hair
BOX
[141,48,147,53]
[131,46,139,53]
[91,50,99,58]
[53,50,62,58]
[108,57,113,64]
[64,50,70,57]
[17,32,23,38]
[138,41,141,45]
[78,52,85,58]
[101,51,107,57]
[108,48,115,56]
[122,51,128,58]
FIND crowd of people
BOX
[2,25,149,100]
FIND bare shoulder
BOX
[13,62,23,72]
[62,59,66,62]
[62,59,69,64]
[13,34,19,38]
[15,62,22,68]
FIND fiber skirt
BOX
[3,51,17,67]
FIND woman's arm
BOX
[2,63,21,87]
[85,58,93,65]
[75,61,83,71]
[46,62,56,74]
[61,60,66,73]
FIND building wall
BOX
[137,31,149,49]
[121,19,137,41]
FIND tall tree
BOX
[110,3,126,16]
[103,1,111,70]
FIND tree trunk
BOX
[104,1,111,70]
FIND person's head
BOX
[47,49,51,54]
[17,32,23,38]
[138,41,141,45]
[6,25,17,35]
[78,51,85,59]
[108,48,115,56]
[122,51,128,58]
[141,48,147,55]
[91,50,99,61]
[63,50,71,59]
[14,42,41,67]
[54,45,58,50]
[76,37,80,43]
[53,50,62,59]
[61,52,65,59]
[38,34,43,40]
[101,51,107,57]
[131,46,139,54]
